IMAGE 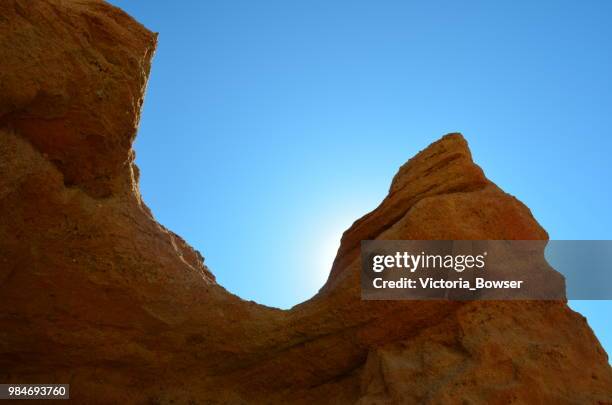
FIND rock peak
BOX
[0,0,157,198]
[389,132,479,194]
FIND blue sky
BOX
[108,0,611,360]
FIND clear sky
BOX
[108,0,611,361]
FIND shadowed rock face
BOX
[0,1,611,404]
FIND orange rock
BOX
[0,1,610,403]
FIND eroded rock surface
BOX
[1,1,611,404]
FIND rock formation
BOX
[1,1,611,403]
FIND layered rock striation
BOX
[1,1,611,403]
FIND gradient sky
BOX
[108,0,611,360]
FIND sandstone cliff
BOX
[1,1,611,404]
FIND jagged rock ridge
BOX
[1,1,611,403]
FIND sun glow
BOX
[311,218,355,289]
